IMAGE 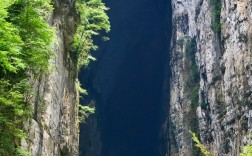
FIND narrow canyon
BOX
[1,0,252,156]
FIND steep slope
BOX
[22,0,80,155]
[168,0,252,155]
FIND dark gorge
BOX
[79,0,172,155]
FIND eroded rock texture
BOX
[168,0,252,155]
[22,0,79,155]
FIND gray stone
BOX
[167,0,252,155]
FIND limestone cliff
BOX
[168,0,252,155]
[22,0,79,155]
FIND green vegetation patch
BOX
[0,0,54,155]
[191,131,211,156]
[184,38,201,155]
[74,0,110,69]
[73,0,110,122]
[210,0,222,34]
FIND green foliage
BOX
[77,82,95,123]
[0,0,54,154]
[184,38,201,155]
[16,147,32,156]
[0,79,32,155]
[185,38,199,85]
[0,0,110,154]
[210,0,222,33]
[190,131,211,156]
[77,81,88,95]
[240,135,252,156]
[0,0,24,73]
[191,132,252,156]
[241,144,252,156]
[0,0,54,75]
[73,0,110,122]
[184,38,200,127]
[79,105,95,123]
[8,0,55,74]
[74,0,110,68]
[212,22,222,33]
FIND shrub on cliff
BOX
[191,131,252,156]
[73,0,110,122]
[210,0,222,33]
[241,144,252,156]
[74,0,110,68]
[190,131,211,156]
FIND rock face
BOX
[21,0,252,155]
[22,0,80,155]
[168,0,252,155]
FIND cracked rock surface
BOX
[167,0,252,155]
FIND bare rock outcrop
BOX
[168,0,252,155]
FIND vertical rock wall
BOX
[168,0,252,155]
[22,0,80,155]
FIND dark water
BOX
[79,0,172,155]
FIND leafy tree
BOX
[0,0,54,154]
[0,0,24,74]
[74,0,110,68]
[73,0,110,121]
[0,80,31,155]
[7,0,55,74]
[79,105,95,123]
